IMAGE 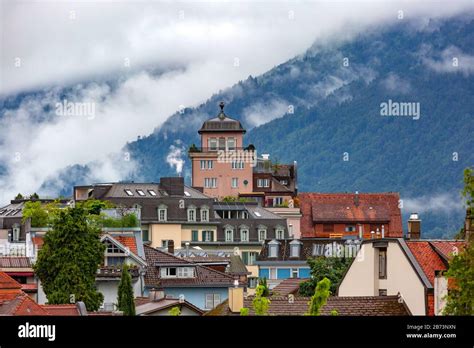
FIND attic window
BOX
[136,189,145,196]
[254,212,261,217]
[148,190,157,196]
[184,191,191,197]
[124,189,133,196]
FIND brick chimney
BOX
[167,239,175,254]
[149,287,165,302]
[407,213,421,240]
[160,177,184,196]
[228,280,244,313]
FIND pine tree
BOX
[307,277,331,316]
[33,206,105,311]
[117,263,136,316]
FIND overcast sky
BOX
[0,0,473,203]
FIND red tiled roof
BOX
[21,283,38,292]
[406,241,447,286]
[298,193,403,237]
[114,236,138,255]
[0,272,22,290]
[42,304,80,316]
[429,241,465,261]
[0,257,32,268]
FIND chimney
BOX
[358,224,363,239]
[167,240,175,254]
[149,287,165,302]
[228,280,244,313]
[354,191,360,207]
[381,225,385,238]
[160,177,184,196]
[185,242,190,257]
[407,213,421,240]
[465,207,473,241]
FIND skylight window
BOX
[184,191,191,197]
[136,189,145,196]
[254,212,261,217]
[124,189,134,196]
[148,190,157,196]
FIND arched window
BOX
[224,226,234,242]
[187,205,196,222]
[240,225,249,242]
[158,204,167,222]
[200,206,209,222]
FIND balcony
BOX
[188,145,254,153]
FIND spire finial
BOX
[218,101,226,120]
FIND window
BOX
[124,189,133,196]
[231,178,238,188]
[269,268,277,280]
[107,257,125,266]
[345,225,356,232]
[231,161,244,170]
[161,240,169,248]
[323,224,334,233]
[225,228,234,242]
[379,248,387,279]
[187,207,196,222]
[204,178,217,188]
[148,189,157,196]
[191,230,198,242]
[136,189,145,196]
[218,137,226,150]
[379,289,387,296]
[106,242,123,254]
[200,160,206,170]
[207,160,213,169]
[248,277,258,289]
[257,179,270,188]
[269,244,279,258]
[227,137,236,150]
[240,229,249,242]
[202,230,214,242]
[258,229,267,242]
[291,268,299,278]
[275,228,285,239]
[205,294,221,309]
[142,229,149,242]
[177,267,194,278]
[161,267,176,277]
[158,205,167,221]
[208,138,217,150]
[242,252,257,266]
[200,160,213,170]
[241,211,248,219]
[290,243,301,257]
[200,208,209,222]
[12,227,20,242]
[280,180,288,185]
[273,197,283,206]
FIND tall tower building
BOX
[188,102,254,199]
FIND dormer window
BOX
[12,224,20,242]
[290,240,302,258]
[200,206,209,222]
[268,240,280,258]
[240,227,249,242]
[258,227,267,242]
[225,227,234,242]
[124,189,133,196]
[158,205,168,221]
[161,267,195,278]
[188,206,196,222]
[241,211,248,219]
[275,227,285,239]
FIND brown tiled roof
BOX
[429,241,465,261]
[271,278,309,296]
[206,295,411,316]
[144,246,240,288]
[298,193,403,237]
[134,297,204,315]
[0,257,32,268]
[0,271,21,289]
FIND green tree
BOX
[79,199,115,216]
[22,201,49,227]
[299,257,352,296]
[258,277,270,297]
[15,193,23,200]
[455,168,473,239]
[307,277,331,316]
[117,264,136,316]
[240,307,249,316]
[33,206,105,311]
[168,306,181,316]
[443,241,474,315]
[30,192,39,200]
[252,285,271,316]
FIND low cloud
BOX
[381,73,412,94]
[402,193,464,214]
[243,99,290,128]
[421,45,474,75]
